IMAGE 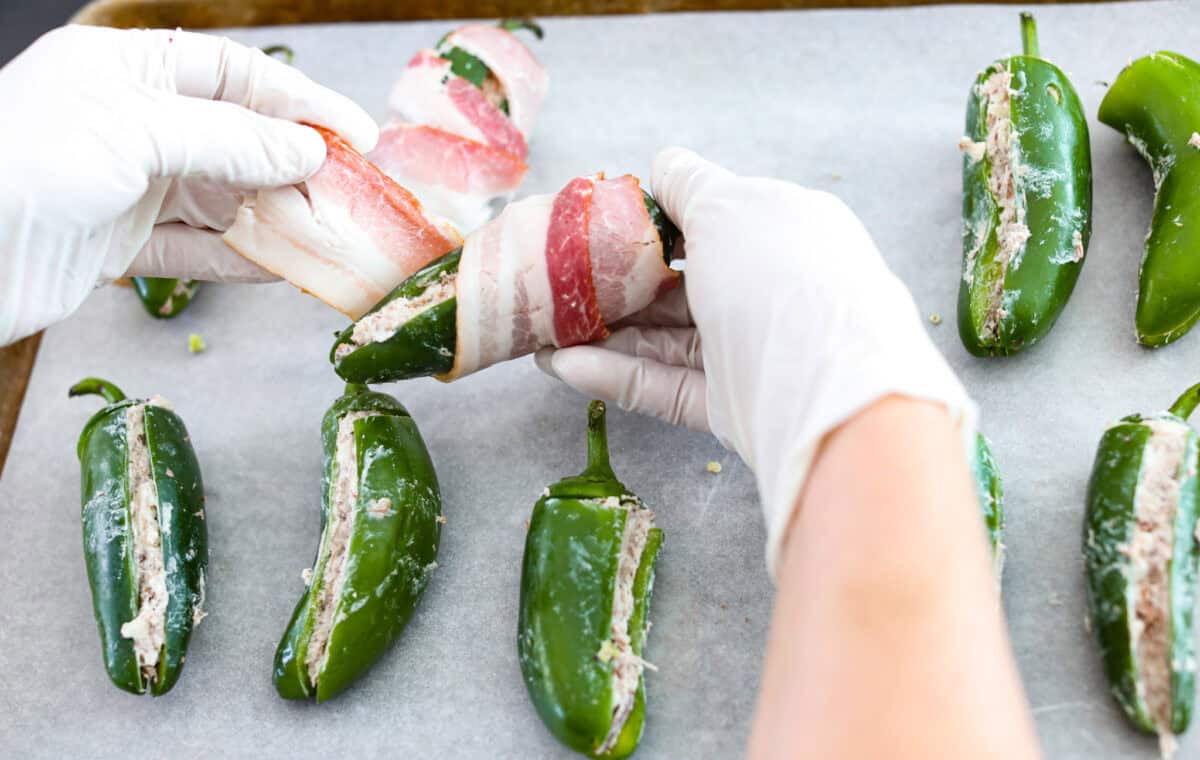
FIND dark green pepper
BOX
[436,19,543,115]
[970,432,1005,581]
[330,193,679,384]
[958,13,1092,356]
[131,277,201,319]
[274,383,442,702]
[518,401,663,759]
[1084,382,1200,750]
[70,377,208,696]
[1099,52,1200,347]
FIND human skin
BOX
[747,396,1041,759]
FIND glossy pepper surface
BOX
[970,432,1006,580]
[1084,382,1200,747]
[330,193,679,384]
[131,277,201,319]
[519,401,663,759]
[274,384,442,702]
[958,13,1092,356]
[70,377,208,696]
[1099,52,1200,346]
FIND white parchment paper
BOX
[2,2,1199,757]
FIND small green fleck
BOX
[188,334,207,354]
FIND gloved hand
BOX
[0,25,378,346]
[536,148,975,574]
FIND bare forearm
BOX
[747,397,1040,760]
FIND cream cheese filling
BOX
[119,403,168,684]
[305,411,373,684]
[1129,418,1188,747]
[960,69,1031,339]
[334,274,457,361]
[597,496,656,754]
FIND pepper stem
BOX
[261,45,295,65]
[499,18,544,39]
[68,378,126,404]
[343,383,369,396]
[1168,382,1200,420]
[581,400,618,481]
[1020,13,1040,58]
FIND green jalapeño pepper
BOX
[958,13,1092,356]
[970,433,1006,582]
[518,401,663,759]
[131,277,201,319]
[330,193,680,384]
[1099,53,1200,347]
[70,377,208,696]
[436,19,543,115]
[274,383,442,702]
[1084,382,1200,752]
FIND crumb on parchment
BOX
[706,461,722,474]
[188,333,207,353]
[929,313,943,326]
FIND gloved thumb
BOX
[140,93,327,188]
[650,146,736,232]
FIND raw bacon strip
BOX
[547,176,606,346]
[223,125,463,319]
[445,24,549,140]
[389,50,527,160]
[444,174,678,380]
[589,175,677,322]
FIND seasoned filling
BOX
[119,403,168,684]
[305,411,373,683]
[481,73,507,112]
[597,496,656,754]
[1129,418,1187,745]
[960,69,1030,339]
[334,275,457,361]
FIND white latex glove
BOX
[0,25,379,346]
[536,148,976,575]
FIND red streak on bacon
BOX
[445,76,528,159]
[546,176,608,346]
[369,123,527,195]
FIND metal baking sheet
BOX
[2,2,1199,757]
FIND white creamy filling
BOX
[597,496,656,754]
[119,403,168,684]
[977,69,1030,341]
[335,275,458,361]
[1129,418,1187,742]
[305,411,373,683]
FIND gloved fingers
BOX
[596,326,704,370]
[162,29,378,153]
[535,345,710,432]
[155,176,240,229]
[612,284,694,329]
[141,93,326,187]
[125,223,279,283]
[650,147,736,233]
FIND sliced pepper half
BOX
[1084,382,1200,754]
[518,400,663,759]
[70,377,208,696]
[274,383,442,702]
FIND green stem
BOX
[261,45,295,65]
[1168,382,1200,420]
[581,400,618,481]
[68,378,126,404]
[1020,13,1039,58]
[499,18,544,39]
[344,383,369,396]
